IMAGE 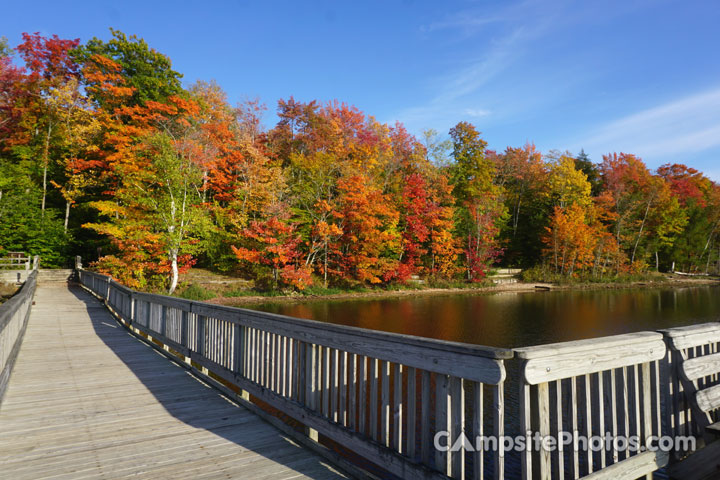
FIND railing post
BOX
[75,255,82,270]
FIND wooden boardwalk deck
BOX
[0,285,348,480]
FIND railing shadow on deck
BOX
[67,285,349,480]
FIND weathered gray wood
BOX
[696,384,720,412]
[609,369,618,465]
[165,329,450,480]
[0,270,37,405]
[421,369,432,465]
[406,366,416,459]
[370,357,378,440]
[493,384,504,480]
[582,450,668,480]
[449,375,464,479]
[537,382,551,480]
[393,363,402,453]
[189,303,509,385]
[661,322,720,350]
[358,355,366,434]
[348,353,356,430]
[339,350,347,426]
[642,363,652,443]
[556,378,566,476]
[519,337,665,385]
[0,286,347,480]
[475,382,485,480]
[571,376,579,478]
[681,352,720,382]
[435,373,449,475]
[585,373,593,474]
[381,360,390,447]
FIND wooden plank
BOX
[0,285,349,480]
[696,384,720,412]
[681,352,720,382]
[538,382,551,480]
[330,348,338,421]
[348,353,356,430]
[339,350,347,426]
[585,373,593,474]
[381,360,390,446]
[358,355,366,434]
[370,358,378,440]
[521,339,666,385]
[557,378,566,476]
[435,373,449,475]
[609,369,618,465]
[406,366,416,459]
[474,382,485,480]
[515,332,663,359]
[642,363,652,445]
[392,363,402,453]
[421,370,432,465]
[582,450,668,480]
[449,376,464,479]
[571,376,579,478]
[493,383,504,480]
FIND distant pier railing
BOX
[0,256,38,403]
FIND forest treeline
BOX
[1,30,719,293]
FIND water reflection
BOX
[249,286,720,348]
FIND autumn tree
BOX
[72,28,182,108]
[449,121,505,280]
[232,216,312,290]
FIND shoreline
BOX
[206,275,720,307]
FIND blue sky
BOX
[3,0,720,179]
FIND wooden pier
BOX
[1,259,719,479]
[0,284,347,480]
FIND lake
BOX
[248,284,720,349]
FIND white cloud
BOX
[574,87,720,159]
[464,108,491,117]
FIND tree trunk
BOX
[631,201,652,265]
[64,200,70,234]
[168,250,179,294]
[655,251,659,272]
[324,242,328,288]
[41,124,52,215]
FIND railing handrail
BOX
[0,267,38,404]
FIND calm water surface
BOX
[249,285,720,348]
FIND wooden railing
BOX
[661,323,720,454]
[76,265,720,479]
[0,262,38,403]
[78,269,513,480]
[0,255,37,270]
[514,332,668,479]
